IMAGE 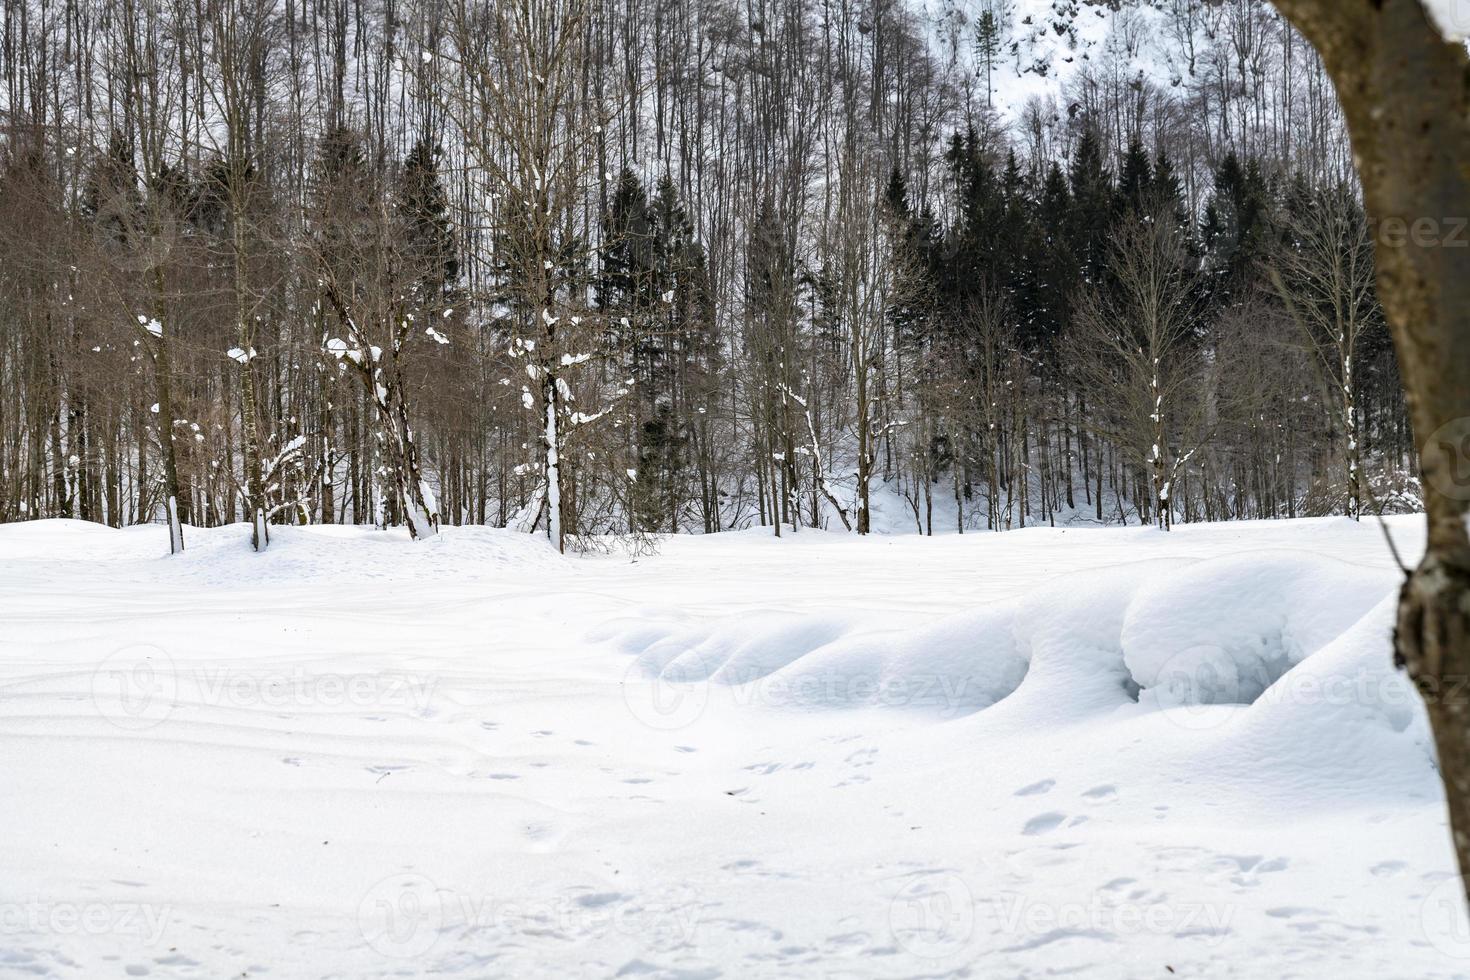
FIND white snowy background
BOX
[2,514,1468,978]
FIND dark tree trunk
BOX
[1271,0,1470,903]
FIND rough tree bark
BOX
[1269,0,1470,899]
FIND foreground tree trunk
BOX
[1270,0,1470,899]
[141,306,185,555]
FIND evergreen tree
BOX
[1116,136,1153,217]
[398,137,459,315]
[1202,152,1274,305]
[1021,160,1076,352]
[82,132,141,250]
[1067,126,1114,288]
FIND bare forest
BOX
[0,0,1412,550]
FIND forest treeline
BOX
[0,0,1415,550]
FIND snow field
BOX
[1,515,1467,978]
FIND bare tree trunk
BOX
[235,207,268,551]
[1270,0,1470,902]
[543,363,564,553]
[145,307,185,555]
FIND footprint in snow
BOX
[1221,854,1263,873]
[1021,812,1067,836]
[1266,906,1327,919]
[152,954,199,968]
[1015,779,1055,797]
[522,821,556,842]
[1082,784,1116,800]
[574,892,628,909]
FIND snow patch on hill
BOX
[938,0,1209,123]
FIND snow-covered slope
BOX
[938,0,1263,124]
[1,516,1465,978]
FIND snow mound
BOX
[606,605,1026,715]
[1123,553,1397,708]
[598,551,1404,731]
[1004,558,1196,722]
[766,603,1026,713]
[0,520,570,591]
[0,517,133,560]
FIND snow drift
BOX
[602,550,1410,734]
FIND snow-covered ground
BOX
[2,516,1468,978]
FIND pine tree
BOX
[975,9,1003,109]
[399,138,459,316]
[1202,152,1274,306]
[1021,161,1075,352]
[1116,136,1153,217]
[1067,126,1114,289]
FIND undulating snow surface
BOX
[2,516,1468,978]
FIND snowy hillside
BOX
[932,0,1215,122]
[3,516,1467,978]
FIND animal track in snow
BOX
[1021,812,1067,836]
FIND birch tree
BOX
[1075,209,1206,530]
[1268,183,1381,521]
[447,0,606,552]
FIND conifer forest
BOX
[0,0,1416,549]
